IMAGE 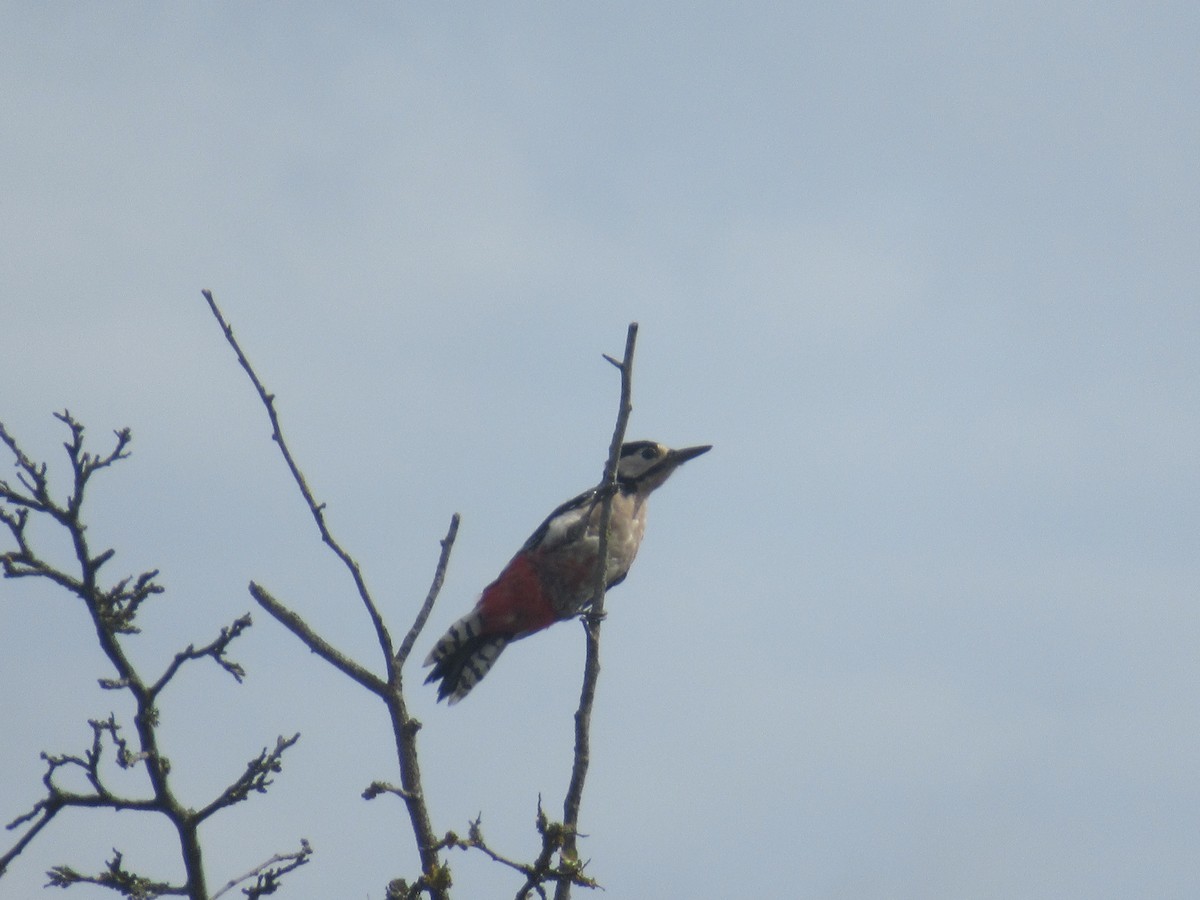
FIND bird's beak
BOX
[668,444,712,466]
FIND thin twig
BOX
[46,849,184,897]
[438,803,596,900]
[194,734,301,824]
[0,799,59,877]
[380,515,460,895]
[362,781,414,801]
[249,582,388,696]
[396,513,461,667]
[202,290,395,661]
[202,292,454,898]
[210,839,313,900]
[149,614,252,698]
[554,323,638,899]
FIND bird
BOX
[423,440,711,703]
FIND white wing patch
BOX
[538,502,595,552]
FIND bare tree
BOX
[202,291,637,899]
[0,412,310,899]
[2,294,638,898]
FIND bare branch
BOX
[395,513,460,667]
[2,411,308,898]
[440,801,598,900]
[202,293,453,895]
[0,420,52,511]
[1,541,84,591]
[210,839,313,900]
[33,717,159,809]
[519,801,567,900]
[97,569,164,634]
[46,849,185,898]
[51,411,131,519]
[1,716,162,877]
[1,798,59,878]
[0,504,29,541]
[194,734,301,824]
[362,781,414,802]
[201,290,395,660]
[553,323,637,900]
[150,614,253,698]
[83,714,141,775]
[447,816,533,879]
[249,582,388,695]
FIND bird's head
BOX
[616,441,711,493]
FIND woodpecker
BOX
[423,440,711,703]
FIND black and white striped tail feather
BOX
[423,609,509,704]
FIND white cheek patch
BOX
[617,444,667,483]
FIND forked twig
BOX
[210,840,313,900]
[201,290,456,899]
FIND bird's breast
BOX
[535,492,647,616]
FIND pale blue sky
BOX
[2,4,1198,898]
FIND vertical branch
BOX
[554,323,638,898]
[382,513,461,898]
[56,424,209,899]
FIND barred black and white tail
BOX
[423,610,510,704]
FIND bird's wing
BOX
[520,487,600,554]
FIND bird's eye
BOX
[642,446,660,460]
